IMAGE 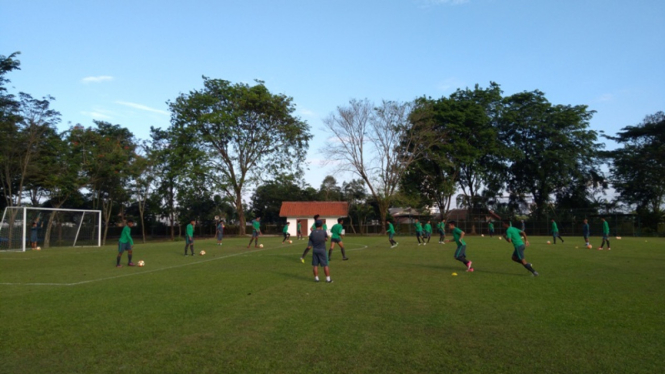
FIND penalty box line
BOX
[0,245,283,287]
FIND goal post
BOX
[0,207,102,252]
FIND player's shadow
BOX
[269,270,311,281]
[405,263,525,276]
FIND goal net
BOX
[0,207,102,252]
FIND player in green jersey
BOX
[599,217,611,250]
[488,221,495,237]
[184,219,196,256]
[117,220,135,267]
[424,220,433,244]
[297,221,303,240]
[328,218,348,260]
[247,217,262,248]
[503,220,538,276]
[437,220,446,244]
[387,219,398,248]
[446,221,473,271]
[551,219,564,244]
[414,219,425,246]
[281,222,291,244]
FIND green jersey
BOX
[282,225,289,233]
[551,221,559,233]
[452,227,466,246]
[252,220,260,232]
[489,222,494,230]
[414,222,423,232]
[602,221,609,235]
[297,223,301,232]
[311,223,328,231]
[119,225,133,245]
[186,224,194,238]
[424,223,432,233]
[331,223,344,239]
[387,223,395,234]
[505,226,524,249]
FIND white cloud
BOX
[81,75,114,84]
[299,108,316,117]
[81,111,113,120]
[116,101,169,115]
[595,93,614,102]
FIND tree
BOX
[404,84,505,214]
[500,90,603,219]
[149,127,180,240]
[168,78,312,235]
[323,99,433,233]
[251,174,316,223]
[341,179,367,234]
[319,175,341,201]
[605,111,665,229]
[76,121,139,244]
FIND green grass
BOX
[1,235,664,374]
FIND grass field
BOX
[1,235,664,374]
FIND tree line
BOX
[2,52,663,242]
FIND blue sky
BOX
[2,0,664,193]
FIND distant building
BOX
[279,202,349,237]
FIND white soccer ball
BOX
[35,247,41,251]
[138,260,145,267]
[259,244,264,248]
[199,250,206,256]
[481,234,484,237]
[498,237,502,240]
[547,241,551,244]
[289,240,293,244]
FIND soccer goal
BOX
[0,207,102,252]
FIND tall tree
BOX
[500,90,603,219]
[605,111,665,228]
[76,121,139,244]
[149,127,180,240]
[323,99,433,233]
[168,78,312,235]
[251,174,316,223]
[319,175,341,201]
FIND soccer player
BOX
[551,219,564,244]
[281,222,291,244]
[437,220,446,244]
[184,219,196,256]
[424,220,433,244]
[216,220,224,246]
[582,219,590,247]
[30,222,39,249]
[117,220,135,267]
[300,214,321,263]
[503,220,538,276]
[599,217,611,250]
[414,219,424,246]
[387,219,398,248]
[297,221,303,240]
[329,218,348,260]
[488,221,495,238]
[446,221,473,272]
[310,220,332,283]
[247,217,261,248]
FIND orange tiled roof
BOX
[279,201,349,217]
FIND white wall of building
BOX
[285,217,337,237]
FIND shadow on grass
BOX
[404,262,526,276]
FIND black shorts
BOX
[331,238,341,244]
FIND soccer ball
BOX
[259,244,264,248]
[452,272,458,276]
[481,234,484,237]
[587,245,592,249]
[199,250,206,256]
[35,247,41,251]
[289,240,293,244]
[616,236,622,240]
[498,237,502,240]
[547,241,551,244]
[138,260,145,267]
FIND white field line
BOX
[0,241,376,287]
